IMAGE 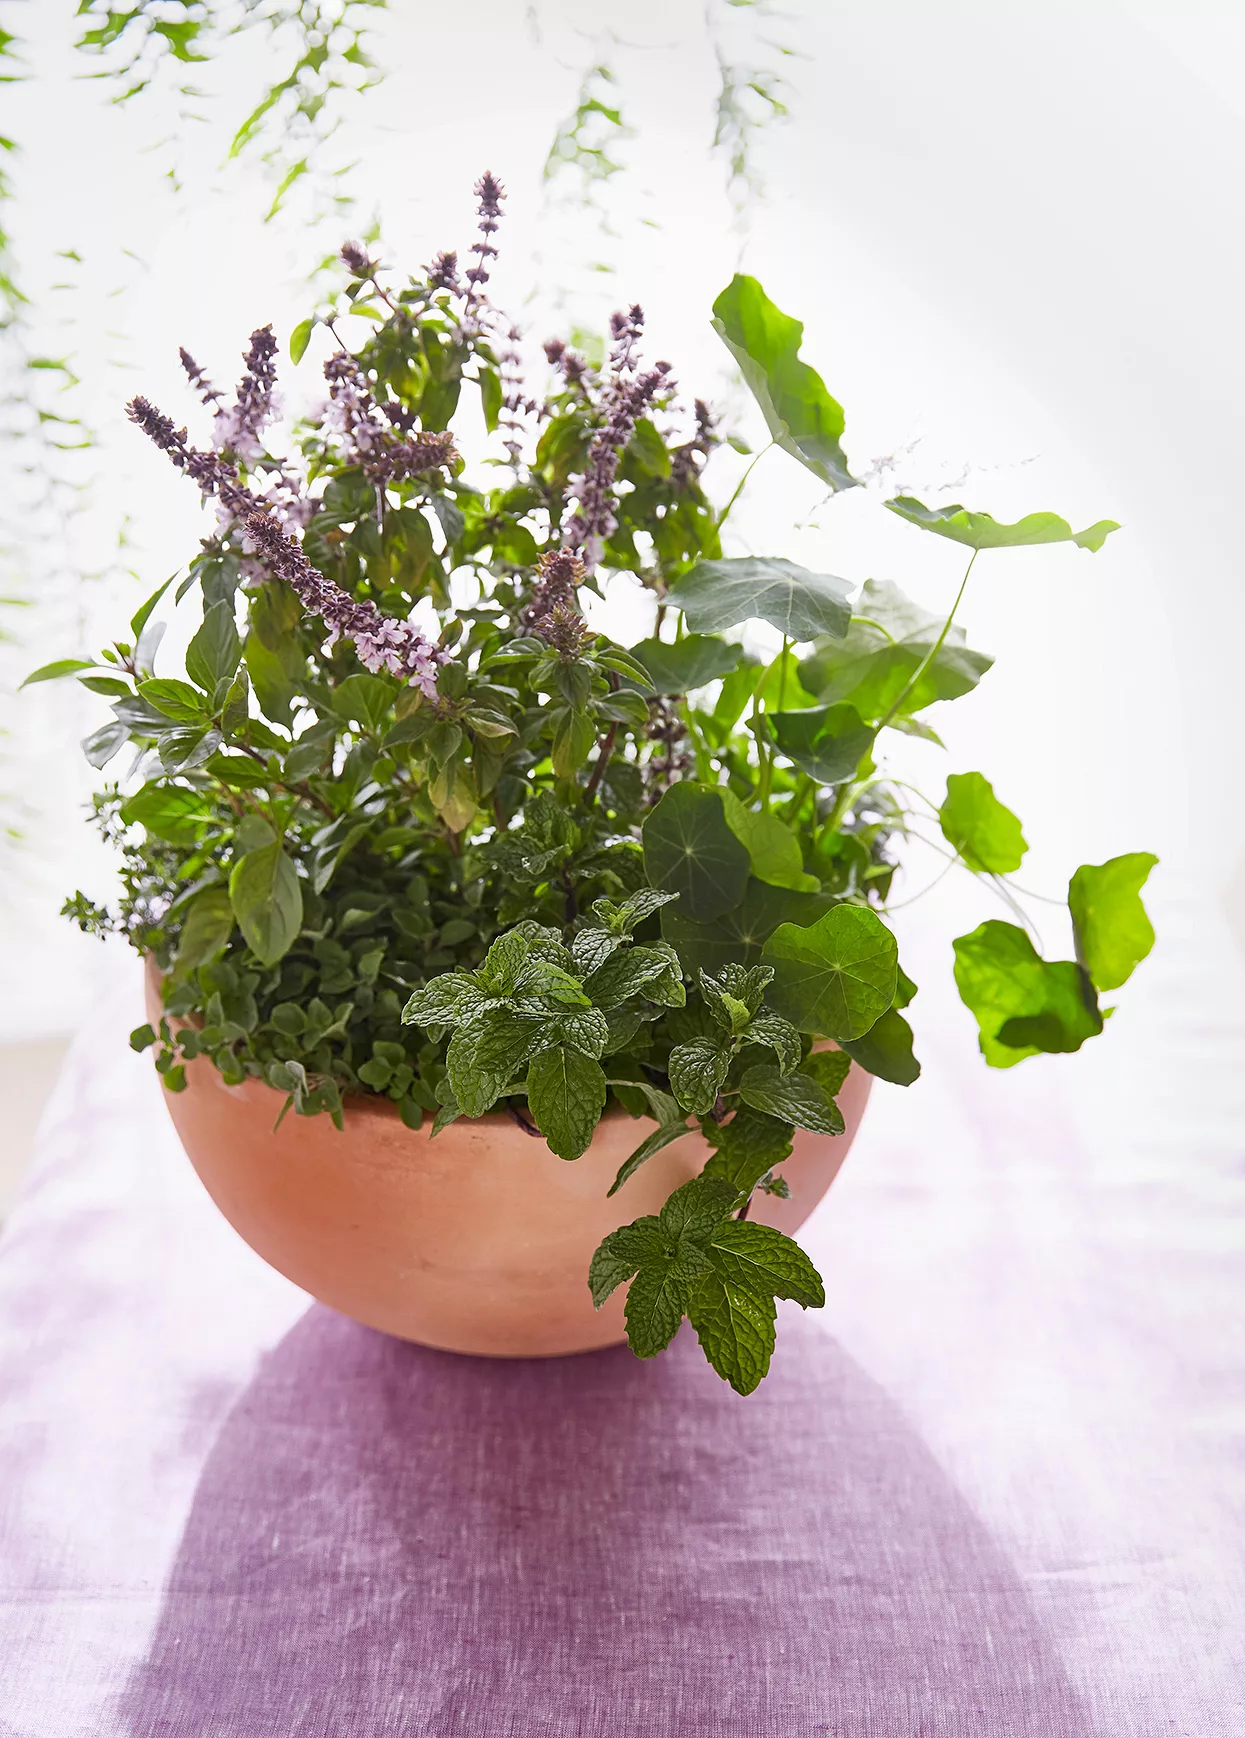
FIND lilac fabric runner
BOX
[2,923,1242,1736]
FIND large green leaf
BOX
[884,496,1118,553]
[526,1044,607,1161]
[939,772,1027,874]
[687,1273,776,1395]
[666,557,852,643]
[952,920,1103,1067]
[767,703,876,786]
[661,877,833,976]
[706,1218,825,1310]
[170,885,235,983]
[711,274,855,492]
[763,904,898,1040]
[719,787,818,892]
[642,783,751,922]
[185,599,242,694]
[799,578,992,720]
[839,1009,920,1086]
[629,634,743,695]
[736,1063,844,1135]
[228,840,303,967]
[120,782,210,846]
[1068,852,1158,992]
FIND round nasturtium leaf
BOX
[939,771,1027,875]
[642,784,751,923]
[761,904,898,1040]
[665,557,853,643]
[1068,853,1158,992]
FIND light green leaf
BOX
[742,1013,802,1075]
[21,658,94,688]
[884,496,1118,553]
[159,726,223,774]
[228,840,303,967]
[737,1063,844,1135]
[1068,852,1158,992]
[953,920,1103,1067]
[800,578,992,720]
[629,634,744,695]
[767,703,876,786]
[526,1044,607,1161]
[799,1047,853,1099]
[667,556,852,642]
[939,771,1027,874]
[662,877,833,977]
[401,974,487,1028]
[712,273,855,491]
[289,317,315,363]
[763,904,898,1040]
[718,787,818,893]
[642,783,751,922]
[139,677,209,724]
[120,783,209,846]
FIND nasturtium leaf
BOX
[526,1044,607,1161]
[228,840,303,967]
[120,782,209,846]
[711,274,855,492]
[668,1037,733,1115]
[1068,852,1158,992]
[642,783,751,922]
[763,904,898,1040]
[839,1010,921,1085]
[667,557,852,643]
[662,877,833,976]
[952,920,1103,1067]
[884,496,1119,553]
[800,1046,852,1099]
[20,658,94,688]
[767,704,876,787]
[799,579,993,720]
[687,1272,777,1394]
[939,771,1028,874]
[629,634,743,695]
[185,600,242,694]
[719,787,819,892]
[737,1063,844,1135]
[170,885,235,983]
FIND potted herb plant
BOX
[39,175,1156,1394]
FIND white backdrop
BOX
[2,0,1242,1106]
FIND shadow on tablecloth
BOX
[116,1305,1092,1738]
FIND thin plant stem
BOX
[716,439,776,528]
[876,548,978,733]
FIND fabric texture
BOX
[0,927,1241,1736]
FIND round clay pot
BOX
[145,961,871,1358]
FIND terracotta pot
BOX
[145,960,872,1358]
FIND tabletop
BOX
[1,909,1242,1738]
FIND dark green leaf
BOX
[642,783,751,922]
[607,1119,693,1197]
[763,904,898,1039]
[629,634,743,695]
[800,578,992,720]
[120,783,208,845]
[228,841,303,967]
[884,496,1118,553]
[712,274,855,492]
[667,557,851,642]
[668,1037,732,1114]
[585,945,682,1010]
[625,1258,701,1358]
[952,920,1103,1067]
[737,1063,844,1135]
[662,877,832,976]
[526,1044,607,1161]
[798,1047,853,1098]
[159,726,222,774]
[687,1272,776,1394]
[767,703,875,786]
[170,886,235,982]
[707,1219,825,1309]
[332,671,397,733]
[588,1218,665,1307]
[402,973,487,1027]
[742,1013,802,1075]
[185,600,241,693]
[702,1106,794,1195]
[839,1009,920,1085]
[719,788,818,892]
[939,771,1027,874]
[1068,852,1158,992]
[130,575,174,641]
[138,677,208,724]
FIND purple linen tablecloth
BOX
[1,918,1242,1737]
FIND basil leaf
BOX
[170,885,235,983]
[228,840,303,967]
[185,599,242,694]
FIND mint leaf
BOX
[742,1012,802,1075]
[589,1218,665,1306]
[607,1119,694,1197]
[706,1219,825,1309]
[702,1106,793,1195]
[737,1063,844,1135]
[1068,852,1158,992]
[478,929,530,995]
[687,1273,777,1395]
[446,1008,545,1116]
[571,925,621,976]
[544,1005,610,1059]
[668,1037,732,1114]
[624,1253,708,1357]
[939,772,1027,874]
[401,974,489,1028]
[526,1044,607,1160]
[585,945,680,1010]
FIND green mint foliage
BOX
[712,273,855,493]
[589,1174,825,1393]
[53,190,1156,1395]
[884,497,1120,553]
[1069,853,1158,992]
[939,772,1028,875]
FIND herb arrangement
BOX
[35,176,1157,1394]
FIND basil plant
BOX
[37,176,1156,1394]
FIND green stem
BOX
[716,440,776,529]
[876,548,978,733]
[777,635,790,711]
